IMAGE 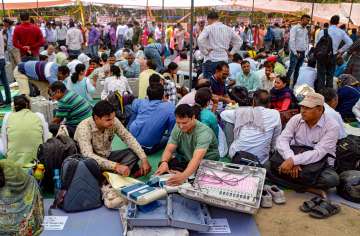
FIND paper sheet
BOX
[103,172,141,189]
[203,218,231,234]
[43,216,68,231]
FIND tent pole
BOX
[145,0,148,24]
[310,1,314,23]
[1,0,5,18]
[189,0,194,89]
[162,0,165,39]
[348,0,354,28]
[251,0,254,25]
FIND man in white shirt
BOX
[286,14,310,86]
[56,22,67,47]
[154,24,162,41]
[258,61,276,92]
[320,88,347,139]
[116,22,128,49]
[220,89,282,164]
[40,44,56,63]
[315,15,353,90]
[198,11,242,80]
[66,21,83,57]
[228,53,242,80]
[294,59,317,89]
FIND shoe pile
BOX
[261,185,286,208]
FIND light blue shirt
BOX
[65,77,96,102]
[316,25,353,54]
[235,71,261,92]
[228,62,242,80]
[118,60,140,78]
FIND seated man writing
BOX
[48,81,92,137]
[129,84,176,154]
[14,61,70,97]
[155,104,219,186]
[275,92,340,198]
[74,100,151,177]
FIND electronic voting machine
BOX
[178,160,266,214]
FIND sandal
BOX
[309,200,341,219]
[299,197,323,213]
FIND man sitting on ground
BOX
[138,60,163,99]
[320,88,347,139]
[234,60,261,92]
[129,85,176,154]
[14,61,70,97]
[148,74,177,104]
[275,92,340,198]
[48,81,92,137]
[177,78,211,106]
[118,52,140,78]
[258,61,276,92]
[74,100,151,177]
[209,62,234,104]
[155,104,219,186]
[221,89,282,163]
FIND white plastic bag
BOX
[218,126,228,158]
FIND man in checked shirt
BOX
[198,11,242,80]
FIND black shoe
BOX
[0,102,6,108]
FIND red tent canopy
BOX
[3,0,72,10]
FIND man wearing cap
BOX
[276,92,340,198]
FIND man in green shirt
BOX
[48,81,92,137]
[155,104,219,186]
[235,60,261,92]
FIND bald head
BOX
[195,78,211,90]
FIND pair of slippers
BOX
[261,185,286,208]
[300,197,341,219]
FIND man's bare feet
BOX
[305,187,327,199]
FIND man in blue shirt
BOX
[14,61,70,97]
[118,52,140,78]
[129,84,176,154]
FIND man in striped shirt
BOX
[48,81,92,137]
[198,11,242,80]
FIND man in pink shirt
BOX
[275,92,340,198]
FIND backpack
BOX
[106,91,134,125]
[51,154,103,213]
[335,135,360,174]
[314,29,333,63]
[37,135,78,192]
[337,170,360,203]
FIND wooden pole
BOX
[348,0,354,28]
[189,0,194,89]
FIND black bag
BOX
[51,154,103,213]
[106,91,134,125]
[337,170,360,203]
[37,135,78,192]
[232,151,263,168]
[269,145,330,186]
[314,29,333,64]
[335,135,360,173]
[29,82,40,97]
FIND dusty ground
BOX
[254,191,360,236]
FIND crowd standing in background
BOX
[1,10,360,235]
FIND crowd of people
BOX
[1,10,360,235]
